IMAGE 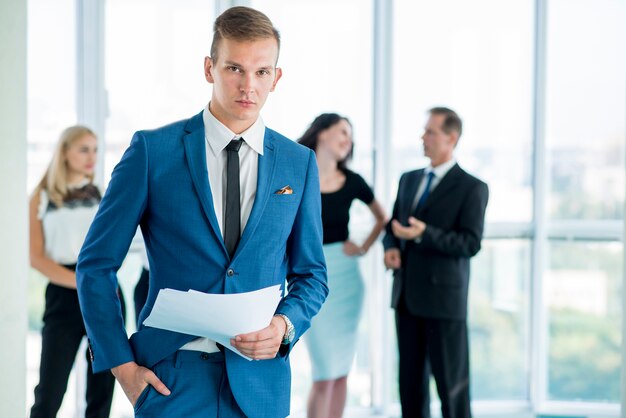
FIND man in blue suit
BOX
[76,6,328,417]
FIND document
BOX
[143,285,283,360]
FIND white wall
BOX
[0,0,28,416]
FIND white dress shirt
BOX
[181,103,265,353]
[411,158,457,212]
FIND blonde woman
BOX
[29,126,122,418]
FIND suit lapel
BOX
[234,129,278,259]
[403,170,423,220]
[182,112,228,257]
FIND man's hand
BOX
[391,217,426,241]
[230,315,286,360]
[111,361,170,407]
[384,248,402,270]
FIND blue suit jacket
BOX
[76,111,328,418]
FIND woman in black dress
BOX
[298,113,387,418]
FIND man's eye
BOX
[258,69,270,76]
[228,66,241,72]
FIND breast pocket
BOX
[261,194,301,237]
[269,193,299,202]
[267,193,300,218]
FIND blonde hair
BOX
[35,125,97,207]
[210,6,281,63]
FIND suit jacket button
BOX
[227,268,235,277]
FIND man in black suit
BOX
[383,107,488,418]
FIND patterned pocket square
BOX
[275,185,293,195]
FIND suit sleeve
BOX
[276,149,329,356]
[383,173,405,250]
[76,132,149,372]
[419,181,489,258]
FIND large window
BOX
[250,0,374,181]
[250,0,375,412]
[470,240,531,400]
[392,0,535,224]
[24,0,625,417]
[546,241,622,402]
[26,0,78,414]
[27,0,77,193]
[391,0,535,407]
[104,0,214,183]
[391,0,625,413]
[545,0,625,222]
[543,0,625,406]
[27,0,79,332]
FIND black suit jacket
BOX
[383,164,489,320]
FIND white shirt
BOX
[38,180,99,265]
[181,103,265,353]
[411,158,457,212]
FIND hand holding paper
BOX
[143,285,282,360]
[230,315,288,360]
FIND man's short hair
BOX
[429,107,463,138]
[211,6,281,63]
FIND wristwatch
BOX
[276,314,295,345]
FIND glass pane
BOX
[392,0,534,223]
[470,240,531,400]
[105,0,215,184]
[386,239,532,403]
[250,0,374,182]
[546,241,622,402]
[546,0,626,220]
[27,0,77,193]
[249,1,375,412]
[27,1,78,414]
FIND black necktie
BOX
[415,171,435,212]
[224,139,243,258]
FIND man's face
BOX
[204,37,282,134]
[421,114,457,165]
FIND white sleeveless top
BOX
[38,180,101,265]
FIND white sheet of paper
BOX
[143,285,282,360]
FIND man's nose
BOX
[240,73,255,95]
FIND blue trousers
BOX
[134,350,246,417]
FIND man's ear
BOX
[450,132,460,148]
[204,56,215,84]
[270,67,283,92]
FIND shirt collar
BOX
[68,178,91,189]
[202,103,265,156]
[427,158,457,179]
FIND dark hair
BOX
[429,107,463,139]
[211,6,281,63]
[298,113,353,171]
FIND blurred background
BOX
[2,0,625,416]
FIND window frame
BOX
[68,0,625,416]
